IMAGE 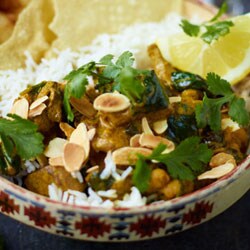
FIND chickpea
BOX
[160,179,181,200]
[181,89,202,101]
[209,152,236,168]
[149,168,170,192]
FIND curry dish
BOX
[0,44,249,205]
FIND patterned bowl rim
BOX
[1,155,250,215]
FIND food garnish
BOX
[195,73,250,131]
[0,114,44,174]
[156,13,250,84]
[180,2,234,44]
[0,47,249,207]
[133,137,213,192]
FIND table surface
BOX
[1,1,250,250]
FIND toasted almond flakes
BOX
[197,162,235,180]
[153,119,168,134]
[93,92,130,112]
[59,122,74,138]
[28,103,47,118]
[87,128,96,141]
[86,165,99,174]
[69,123,90,160]
[49,157,64,166]
[142,117,153,135]
[169,96,181,104]
[130,134,141,147]
[139,133,175,153]
[44,137,68,158]
[63,143,86,172]
[29,95,49,110]
[10,98,29,119]
[112,147,152,165]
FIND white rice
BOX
[48,184,146,209]
[0,12,187,208]
[0,13,183,117]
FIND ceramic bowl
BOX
[1,0,250,242]
[0,156,249,241]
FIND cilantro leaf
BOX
[206,72,232,96]
[195,73,250,131]
[180,2,234,44]
[132,137,213,190]
[116,51,134,67]
[0,114,44,174]
[229,96,250,126]
[209,1,228,22]
[63,62,96,121]
[99,51,168,107]
[132,155,152,193]
[201,21,234,44]
[180,20,200,37]
[154,137,212,180]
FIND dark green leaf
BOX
[143,71,169,111]
[229,96,250,126]
[154,137,213,180]
[167,114,198,143]
[132,155,152,193]
[180,20,200,37]
[206,72,233,96]
[171,71,207,91]
[63,62,96,121]
[0,114,44,160]
[201,20,234,44]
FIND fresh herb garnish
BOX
[63,62,96,121]
[63,51,169,121]
[180,2,234,44]
[99,51,149,104]
[132,137,213,192]
[195,73,250,131]
[0,114,44,173]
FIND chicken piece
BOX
[148,43,174,86]
[26,81,64,134]
[92,125,130,152]
[24,165,85,196]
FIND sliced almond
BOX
[153,119,168,134]
[28,103,47,118]
[112,147,152,165]
[44,137,68,158]
[139,133,175,153]
[63,143,86,172]
[142,117,153,135]
[87,128,96,141]
[59,122,74,138]
[86,165,99,174]
[70,96,97,118]
[169,96,181,104]
[49,157,64,166]
[30,95,49,110]
[198,162,235,180]
[69,123,90,160]
[209,153,236,168]
[130,134,141,147]
[93,92,130,112]
[10,98,29,119]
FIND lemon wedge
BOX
[156,14,250,84]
